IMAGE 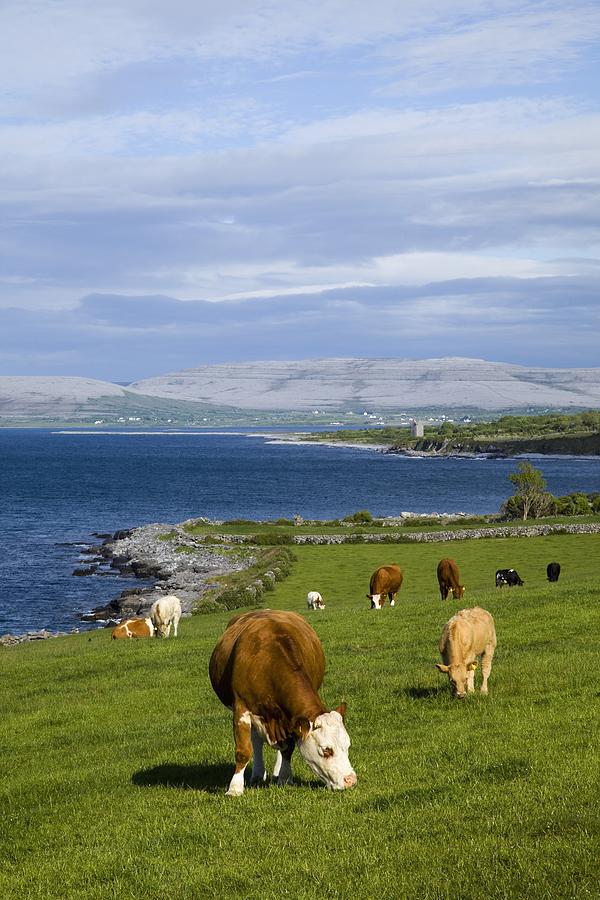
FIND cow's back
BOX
[437,558,459,585]
[370,564,402,593]
[440,607,495,661]
[209,610,325,710]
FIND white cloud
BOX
[0,0,599,368]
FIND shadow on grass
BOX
[132,762,322,793]
[132,762,232,793]
[399,685,447,701]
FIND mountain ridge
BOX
[2,358,600,423]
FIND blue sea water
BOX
[1,428,599,635]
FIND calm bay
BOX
[1,427,598,635]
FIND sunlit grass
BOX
[1,534,599,898]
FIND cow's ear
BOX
[293,716,311,741]
[366,594,372,600]
[467,661,478,671]
[335,702,347,721]
[435,663,450,673]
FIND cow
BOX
[367,564,403,609]
[436,607,497,699]
[436,558,465,601]
[546,562,561,583]
[150,594,182,637]
[495,568,524,588]
[306,590,325,610]
[209,609,356,796]
[111,617,154,640]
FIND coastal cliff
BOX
[393,432,600,457]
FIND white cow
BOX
[436,607,496,698]
[150,594,182,638]
[306,590,325,610]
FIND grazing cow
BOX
[306,590,325,610]
[495,568,524,588]
[367,564,403,609]
[546,562,561,583]
[209,609,356,796]
[436,558,465,601]
[150,594,182,637]
[111,617,154,640]
[436,607,497,698]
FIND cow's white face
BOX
[296,709,356,790]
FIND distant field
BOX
[1,533,599,898]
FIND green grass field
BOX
[1,533,599,899]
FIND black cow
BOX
[546,562,561,583]
[495,568,524,588]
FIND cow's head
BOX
[293,704,356,790]
[154,622,169,638]
[450,585,466,600]
[367,593,382,609]
[435,660,477,699]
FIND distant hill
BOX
[2,358,600,425]
[129,357,600,412]
[0,376,249,426]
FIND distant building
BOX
[410,419,424,438]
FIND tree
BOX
[507,461,548,521]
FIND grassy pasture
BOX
[1,533,599,899]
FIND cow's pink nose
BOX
[344,772,357,788]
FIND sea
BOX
[1,427,599,636]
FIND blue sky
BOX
[1,0,599,380]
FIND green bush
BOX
[343,509,374,524]
[194,546,296,614]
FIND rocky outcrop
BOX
[0,628,79,647]
[80,522,253,622]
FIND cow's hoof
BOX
[225,787,244,797]
[275,776,294,787]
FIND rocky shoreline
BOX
[77,520,252,624]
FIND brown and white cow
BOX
[306,590,325,610]
[367,564,403,609]
[150,594,182,637]
[209,609,356,796]
[436,558,465,601]
[111,617,155,640]
[436,607,496,699]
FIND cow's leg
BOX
[226,708,252,796]
[165,622,172,638]
[274,737,295,786]
[250,726,267,786]
[480,644,495,694]
[467,666,476,694]
[173,616,179,638]
[389,592,395,607]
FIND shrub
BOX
[343,510,374,524]
[194,546,296,614]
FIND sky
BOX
[1,0,599,381]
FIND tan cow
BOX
[209,609,356,796]
[367,564,403,609]
[436,607,496,698]
[436,558,465,601]
[111,617,155,639]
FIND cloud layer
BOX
[1,1,599,376]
